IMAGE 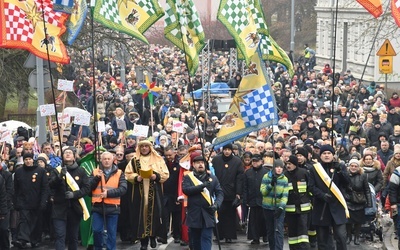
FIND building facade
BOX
[315,0,400,86]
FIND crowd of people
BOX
[1,43,400,250]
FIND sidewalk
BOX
[383,213,397,250]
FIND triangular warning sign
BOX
[377,39,397,56]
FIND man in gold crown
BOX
[125,140,169,250]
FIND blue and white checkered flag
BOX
[240,84,277,127]
[213,48,278,149]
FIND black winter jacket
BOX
[243,166,268,207]
[14,165,49,210]
[49,162,91,219]
[344,171,372,211]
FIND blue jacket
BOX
[183,172,224,229]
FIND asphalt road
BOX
[10,228,384,250]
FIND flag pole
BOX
[89,0,99,163]
[176,6,221,250]
[38,0,65,166]
[330,0,339,147]
[176,12,207,161]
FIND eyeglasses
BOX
[116,154,124,156]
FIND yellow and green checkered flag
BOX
[164,0,205,76]
[93,0,164,44]
[237,0,294,76]
[218,0,260,66]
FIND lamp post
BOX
[290,0,295,51]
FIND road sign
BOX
[379,56,393,74]
[376,39,397,56]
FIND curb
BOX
[383,219,395,250]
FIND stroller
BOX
[360,183,383,241]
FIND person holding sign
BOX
[124,140,170,250]
[182,155,224,250]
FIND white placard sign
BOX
[74,113,91,126]
[39,104,56,117]
[0,130,11,142]
[172,120,184,134]
[57,113,71,124]
[132,124,149,137]
[96,121,106,132]
[57,79,74,92]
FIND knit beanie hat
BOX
[23,153,34,160]
[348,159,360,166]
[223,143,233,151]
[36,153,49,163]
[295,147,308,159]
[287,155,298,167]
[319,144,334,155]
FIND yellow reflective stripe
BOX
[285,205,296,212]
[298,189,307,193]
[287,183,293,191]
[308,230,317,236]
[288,235,309,244]
[300,203,311,211]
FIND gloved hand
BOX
[59,167,67,179]
[202,181,211,189]
[274,208,283,219]
[65,191,74,199]
[271,176,277,187]
[323,193,333,202]
[334,163,342,173]
[209,204,218,214]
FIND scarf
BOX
[313,162,349,218]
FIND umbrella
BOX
[62,107,91,117]
[0,120,32,133]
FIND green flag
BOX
[164,0,205,76]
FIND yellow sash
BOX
[313,163,350,218]
[187,172,211,205]
[56,166,90,221]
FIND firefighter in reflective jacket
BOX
[284,155,312,249]
[297,147,317,247]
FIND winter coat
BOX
[344,168,372,211]
[48,162,91,219]
[243,166,268,207]
[383,158,400,187]
[90,165,127,215]
[388,166,400,205]
[360,159,383,193]
[14,165,49,210]
[309,161,350,226]
[284,167,311,214]
[260,170,289,210]
[183,172,224,229]
[212,154,244,201]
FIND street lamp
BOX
[290,0,295,51]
